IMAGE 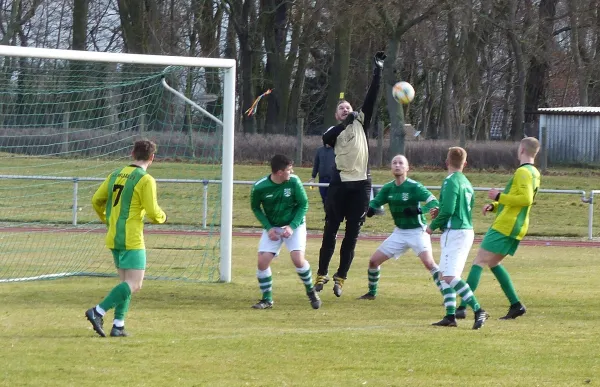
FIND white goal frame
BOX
[0,45,236,283]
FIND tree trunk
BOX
[323,21,351,128]
[524,0,558,120]
[507,0,526,140]
[384,39,405,158]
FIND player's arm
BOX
[311,151,319,179]
[91,177,110,223]
[495,168,535,207]
[140,176,167,224]
[359,52,385,132]
[250,185,273,230]
[429,180,458,231]
[417,185,439,212]
[289,178,309,229]
[323,113,356,147]
[367,184,388,217]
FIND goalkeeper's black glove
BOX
[342,111,358,127]
[366,207,376,218]
[373,51,386,70]
[402,207,422,216]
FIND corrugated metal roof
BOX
[537,107,600,115]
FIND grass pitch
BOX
[1,236,599,386]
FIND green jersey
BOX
[429,172,474,231]
[250,174,308,230]
[369,178,439,229]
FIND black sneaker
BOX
[251,299,274,309]
[332,274,345,297]
[314,275,329,292]
[110,326,129,337]
[307,289,322,309]
[472,309,489,330]
[432,315,458,327]
[85,307,106,337]
[455,306,467,319]
[499,302,526,320]
[357,293,376,300]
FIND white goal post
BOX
[0,45,236,283]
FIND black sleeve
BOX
[359,69,382,134]
[322,124,346,147]
[311,151,320,178]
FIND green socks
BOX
[296,263,314,293]
[257,268,273,301]
[459,264,483,308]
[99,281,132,312]
[367,268,380,295]
[491,264,520,305]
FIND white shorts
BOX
[378,227,432,259]
[258,223,307,256]
[439,229,475,277]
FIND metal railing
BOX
[0,175,597,239]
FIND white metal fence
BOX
[0,175,597,239]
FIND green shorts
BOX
[111,249,146,270]
[480,229,520,256]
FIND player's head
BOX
[335,100,353,122]
[391,154,409,177]
[132,139,157,163]
[271,154,294,181]
[446,147,467,171]
[519,137,540,159]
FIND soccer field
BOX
[1,236,599,386]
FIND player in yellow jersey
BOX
[457,137,540,320]
[85,139,167,337]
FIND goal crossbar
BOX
[0,45,236,283]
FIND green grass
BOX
[0,156,599,237]
[1,236,599,386]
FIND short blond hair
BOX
[447,147,467,169]
[521,137,540,158]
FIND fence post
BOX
[139,113,146,134]
[72,178,79,225]
[377,120,384,167]
[296,116,305,166]
[459,124,467,149]
[63,112,69,154]
[539,126,548,173]
[202,180,209,229]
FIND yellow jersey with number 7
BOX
[489,163,541,240]
[92,165,167,250]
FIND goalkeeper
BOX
[314,51,386,297]
[357,155,441,300]
[86,139,167,338]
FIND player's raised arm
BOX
[429,179,458,231]
[495,168,536,207]
[140,176,167,224]
[91,176,110,223]
[359,52,385,133]
[250,184,273,230]
[289,176,309,230]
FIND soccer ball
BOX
[392,81,415,104]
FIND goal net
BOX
[0,46,235,283]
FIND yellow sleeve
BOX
[140,175,167,224]
[497,168,535,207]
[91,177,110,224]
[490,201,499,213]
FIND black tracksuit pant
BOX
[317,179,371,279]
